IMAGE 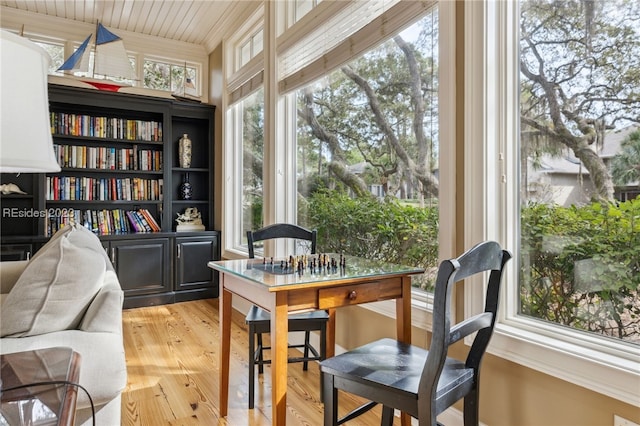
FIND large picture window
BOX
[469,0,639,405]
[295,11,440,292]
[518,0,640,346]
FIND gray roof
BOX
[533,124,640,176]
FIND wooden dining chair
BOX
[245,223,330,409]
[320,241,511,426]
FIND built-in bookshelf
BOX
[1,85,219,308]
[27,85,174,239]
[17,84,215,237]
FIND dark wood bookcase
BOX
[1,84,220,308]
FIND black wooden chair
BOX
[246,223,330,409]
[320,241,511,426]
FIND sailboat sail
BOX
[56,23,133,86]
[94,23,133,80]
[57,34,91,72]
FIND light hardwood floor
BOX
[121,298,398,425]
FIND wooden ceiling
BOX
[0,1,261,52]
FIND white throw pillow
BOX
[1,224,106,337]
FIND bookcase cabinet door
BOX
[0,243,34,261]
[175,234,220,301]
[109,238,171,307]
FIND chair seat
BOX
[246,305,329,332]
[320,338,473,416]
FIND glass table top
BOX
[1,347,78,426]
[209,254,425,289]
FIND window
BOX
[519,0,640,345]
[466,0,639,405]
[293,0,322,23]
[222,1,449,297]
[143,59,197,95]
[29,34,201,95]
[33,41,64,74]
[226,88,265,252]
[239,30,264,69]
[295,10,440,292]
[240,89,265,245]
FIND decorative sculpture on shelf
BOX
[176,207,205,232]
[0,183,27,195]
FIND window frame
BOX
[465,0,640,406]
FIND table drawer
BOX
[318,278,403,309]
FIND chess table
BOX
[209,254,424,426]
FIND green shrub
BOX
[521,197,640,342]
[307,190,439,290]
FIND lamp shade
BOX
[0,30,61,173]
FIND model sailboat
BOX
[172,63,201,103]
[57,23,134,91]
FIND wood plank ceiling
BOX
[0,0,261,53]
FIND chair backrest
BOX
[420,241,511,398]
[247,223,317,259]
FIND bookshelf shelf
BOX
[0,194,34,199]
[1,84,219,308]
[52,135,164,146]
[58,169,164,175]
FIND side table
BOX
[1,347,81,426]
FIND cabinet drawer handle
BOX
[348,290,357,300]
[177,244,181,258]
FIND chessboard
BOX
[250,254,346,276]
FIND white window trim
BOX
[465,0,640,407]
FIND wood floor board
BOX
[121,298,399,425]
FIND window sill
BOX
[364,293,640,407]
[491,320,640,407]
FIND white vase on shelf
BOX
[178,133,192,168]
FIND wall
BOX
[209,45,223,231]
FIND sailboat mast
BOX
[91,20,99,78]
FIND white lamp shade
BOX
[1,30,61,173]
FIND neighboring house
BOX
[527,124,640,206]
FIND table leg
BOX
[325,308,337,358]
[397,275,413,426]
[396,275,412,344]
[219,286,232,417]
[271,292,289,425]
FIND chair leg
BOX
[303,331,310,370]
[463,386,479,426]
[381,406,394,426]
[248,325,256,409]
[257,332,264,374]
[323,373,338,426]
[319,322,327,403]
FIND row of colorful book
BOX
[50,112,163,142]
[53,144,163,171]
[46,176,163,201]
[46,208,162,237]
